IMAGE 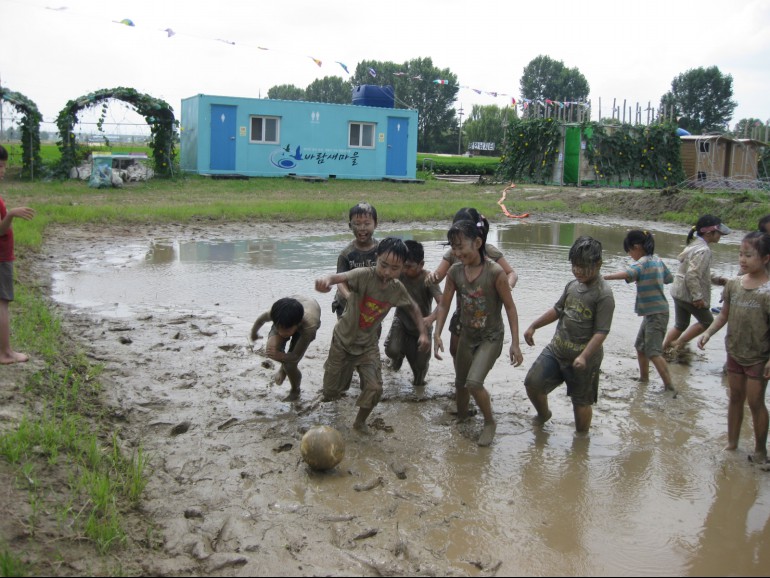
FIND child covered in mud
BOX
[384,240,442,387]
[698,232,770,466]
[315,237,430,432]
[429,207,518,360]
[663,215,730,356]
[523,236,615,434]
[331,202,379,318]
[433,220,523,446]
[0,144,36,365]
[604,230,676,394]
[250,295,321,402]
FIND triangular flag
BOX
[163,28,175,37]
[368,67,377,78]
[336,61,349,74]
[309,56,322,67]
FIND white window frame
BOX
[250,115,281,144]
[349,122,376,148]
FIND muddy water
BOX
[48,220,769,576]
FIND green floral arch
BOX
[0,87,43,179]
[56,87,177,177]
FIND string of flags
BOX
[49,4,590,110]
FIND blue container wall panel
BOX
[181,94,417,179]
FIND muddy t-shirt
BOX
[0,197,13,262]
[332,239,379,314]
[395,270,441,335]
[448,260,506,343]
[722,278,770,366]
[550,278,615,362]
[333,267,414,355]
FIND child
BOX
[0,144,36,365]
[433,220,523,446]
[384,240,442,386]
[315,237,430,432]
[331,202,379,318]
[429,207,518,360]
[604,230,676,394]
[250,295,321,402]
[663,215,730,354]
[759,214,770,235]
[698,232,770,465]
[523,236,615,433]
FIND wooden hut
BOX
[679,135,734,183]
[730,139,767,180]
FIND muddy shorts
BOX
[725,353,769,381]
[454,334,503,390]
[0,262,13,301]
[322,336,382,409]
[672,298,713,332]
[634,311,668,358]
[524,345,601,406]
[384,317,431,385]
[448,309,461,336]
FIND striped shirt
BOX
[625,254,673,316]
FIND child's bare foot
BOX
[664,384,678,398]
[282,389,300,402]
[724,443,738,451]
[0,351,29,365]
[273,369,286,385]
[636,375,649,383]
[477,422,496,446]
[748,452,768,465]
[532,410,552,426]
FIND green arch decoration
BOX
[0,87,43,179]
[56,87,177,177]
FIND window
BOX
[699,141,710,153]
[349,122,375,148]
[250,116,280,143]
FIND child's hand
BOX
[509,343,523,367]
[573,355,587,371]
[524,326,535,346]
[417,333,430,353]
[427,270,441,285]
[315,277,332,293]
[9,207,35,221]
[692,299,706,309]
[697,333,710,350]
[433,335,444,360]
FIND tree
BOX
[519,55,590,102]
[731,118,767,140]
[660,66,737,134]
[351,57,459,153]
[305,76,352,104]
[267,84,305,101]
[462,105,518,153]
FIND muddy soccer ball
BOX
[300,425,345,471]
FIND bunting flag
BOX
[335,61,349,74]
[368,67,377,78]
[217,38,235,45]
[116,18,134,26]
[393,72,407,76]
[309,56,322,67]
[433,79,449,85]
[163,28,175,38]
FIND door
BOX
[563,125,581,184]
[210,104,236,171]
[386,117,409,176]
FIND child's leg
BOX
[353,350,383,432]
[726,372,747,451]
[662,326,682,350]
[455,386,471,420]
[0,299,28,365]
[636,349,650,381]
[383,320,405,370]
[746,377,769,460]
[673,322,708,348]
[573,403,593,433]
[470,387,496,446]
[650,355,675,391]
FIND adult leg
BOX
[746,377,769,460]
[573,403,593,433]
[726,372,747,451]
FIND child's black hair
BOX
[569,236,603,267]
[377,237,408,262]
[405,239,424,263]
[687,214,723,244]
[349,202,378,225]
[270,298,305,328]
[447,219,486,262]
[758,214,770,234]
[452,207,489,237]
[742,231,770,258]
[623,230,655,255]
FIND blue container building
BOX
[180,91,417,180]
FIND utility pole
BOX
[457,104,464,155]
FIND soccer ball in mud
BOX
[300,425,345,471]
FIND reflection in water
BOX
[50,220,768,576]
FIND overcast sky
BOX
[1,0,768,136]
